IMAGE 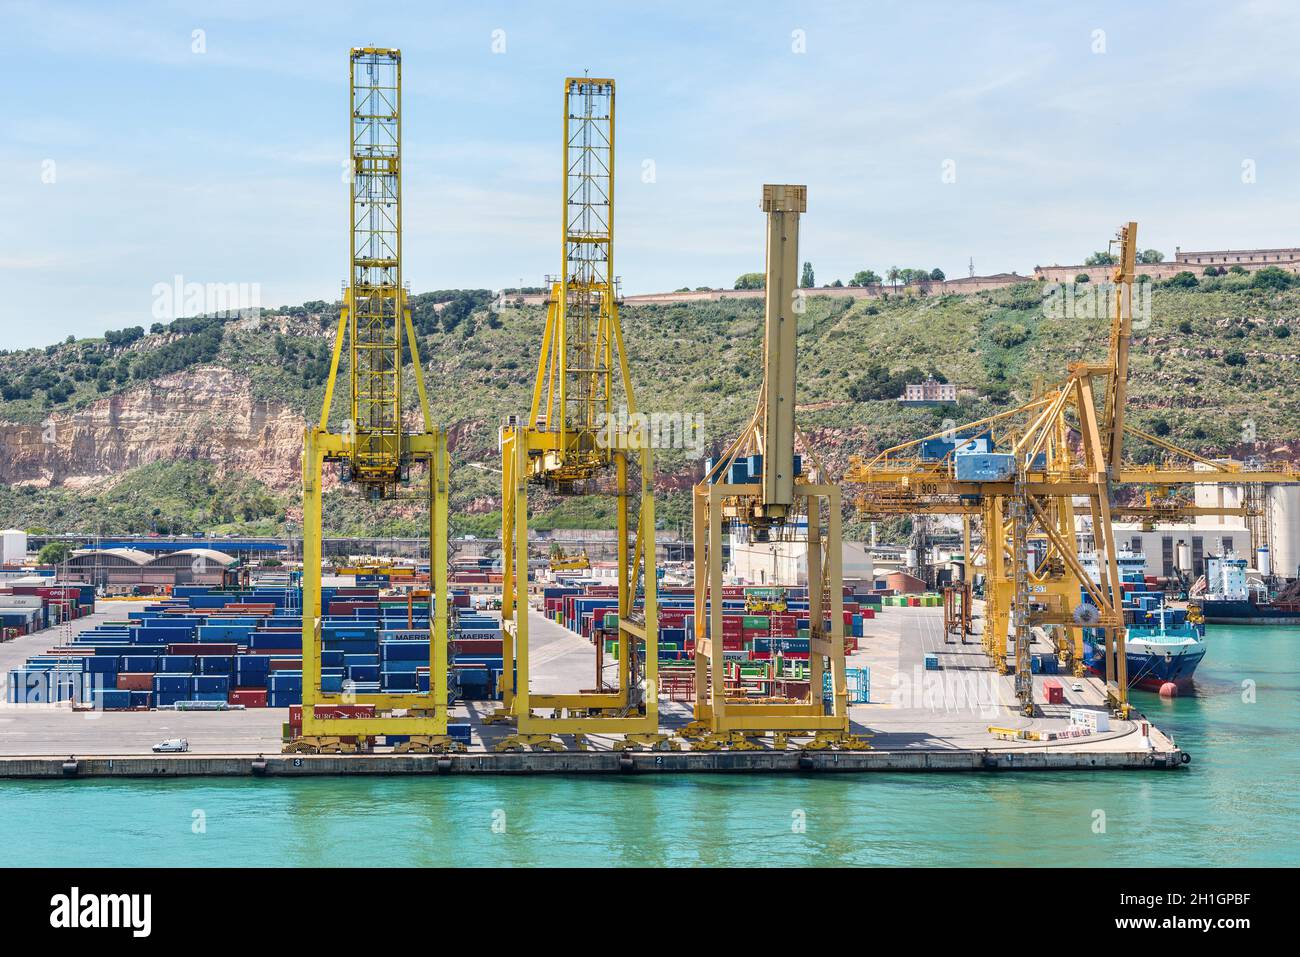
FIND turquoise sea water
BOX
[3,624,1296,867]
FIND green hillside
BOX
[3,269,1298,540]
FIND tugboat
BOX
[1194,551,1300,625]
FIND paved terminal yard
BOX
[0,599,1185,775]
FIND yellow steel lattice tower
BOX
[291,48,452,752]
[496,78,660,746]
[524,78,629,481]
[347,50,404,489]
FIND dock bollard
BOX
[251,755,268,775]
[61,756,79,776]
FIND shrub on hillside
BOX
[1251,266,1297,291]
[988,322,1031,348]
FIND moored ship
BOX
[1195,552,1300,625]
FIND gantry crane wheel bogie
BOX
[296,48,451,744]
[500,76,659,735]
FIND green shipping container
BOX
[742,616,769,629]
[603,612,619,629]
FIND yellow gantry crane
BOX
[847,221,1297,718]
[496,77,662,749]
[291,48,453,752]
[687,185,858,748]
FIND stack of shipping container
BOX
[539,581,879,703]
[4,584,511,712]
[0,579,95,639]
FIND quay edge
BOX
[0,747,1190,778]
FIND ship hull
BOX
[1085,637,1207,691]
[1200,599,1300,626]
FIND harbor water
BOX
[2,624,1296,867]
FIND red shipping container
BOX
[269,658,303,671]
[453,638,504,655]
[117,672,154,691]
[1042,677,1064,704]
[229,689,268,708]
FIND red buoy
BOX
[1159,681,1178,698]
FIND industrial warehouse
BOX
[0,3,1295,901]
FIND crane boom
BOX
[759,184,805,514]
[347,49,404,489]
[1102,221,1137,478]
[525,77,625,484]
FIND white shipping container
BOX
[1,529,28,566]
[1069,707,1111,732]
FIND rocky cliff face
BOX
[0,367,305,491]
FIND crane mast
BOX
[292,48,452,751]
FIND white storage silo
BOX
[1268,486,1300,580]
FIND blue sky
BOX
[2,0,1298,348]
